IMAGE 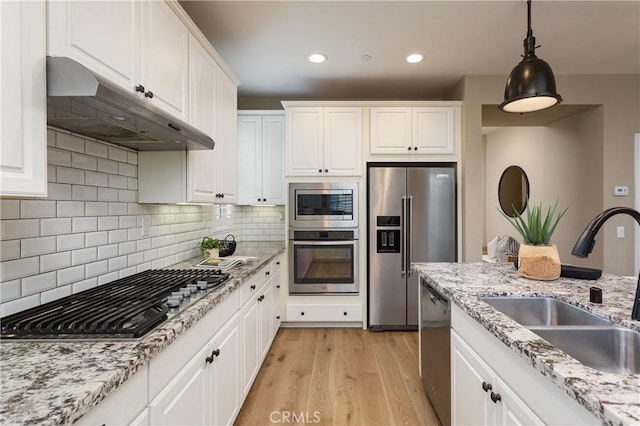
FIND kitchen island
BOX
[0,242,285,425]
[414,261,640,426]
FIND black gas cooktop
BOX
[0,269,230,340]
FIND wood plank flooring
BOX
[235,328,440,426]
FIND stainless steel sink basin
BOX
[531,327,640,374]
[480,296,614,326]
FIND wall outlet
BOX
[614,186,629,196]
[617,226,625,238]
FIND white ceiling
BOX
[179,1,640,101]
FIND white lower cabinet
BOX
[451,304,599,425]
[130,408,150,426]
[451,331,542,425]
[285,303,362,322]
[149,313,240,426]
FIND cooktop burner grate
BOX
[0,269,229,340]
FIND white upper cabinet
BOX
[370,105,457,155]
[213,72,238,204]
[140,0,189,120]
[187,34,218,204]
[47,0,138,92]
[285,106,362,176]
[237,113,285,205]
[0,0,47,198]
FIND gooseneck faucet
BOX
[571,207,640,320]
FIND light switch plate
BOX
[614,186,629,196]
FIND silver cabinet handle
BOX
[407,195,413,274]
[401,196,407,276]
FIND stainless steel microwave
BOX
[288,182,358,229]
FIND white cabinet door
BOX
[130,408,149,426]
[452,331,495,426]
[261,115,285,204]
[237,116,262,205]
[369,107,412,154]
[209,314,242,426]
[148,344,209,425]
[285,108,323,176]
[140,0,189,120]
[240,295,260,398]
[187,34,217,203]
[495,377,544,426]
[47,0,138,92]
[323,107,362,176]
[413,107,455,154]
[214,71,238,204]
[0,0,47,198]
[258,279,274,360]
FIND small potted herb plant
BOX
[197,237,221,259]
[500,199,568,280]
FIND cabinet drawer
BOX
[240,266,269,306]
[285,304,362,322]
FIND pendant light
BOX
[499,0,562,113]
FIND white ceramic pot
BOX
[517,243,561,280]
[206,248,219,259]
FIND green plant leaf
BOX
[499,198,567,245]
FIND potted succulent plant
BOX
[500,199,568,280]
[197,237,221,259]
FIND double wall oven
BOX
[288,182,359,294]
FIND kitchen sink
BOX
[480,296,614,326]
[530,327,640,374]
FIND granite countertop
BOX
[0,242,285,425]
[413,261,640,426]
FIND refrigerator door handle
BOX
[401,196,407,276]
[407,195,413,275]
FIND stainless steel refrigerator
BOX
[368,163,456,330]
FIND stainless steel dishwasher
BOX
[420,277,451,426]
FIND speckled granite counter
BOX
[0,242,285,425]
[414,261,640,426]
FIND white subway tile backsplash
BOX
[85,202,108,216]
[127,151,138,165]
[48,183,72,200]
[47,128,56,147]
[72,217,97,233]
[118,162,136,177]
[97,158,118,174]
[119,266,137,279]
[109,174,128,189]
[98,216,119,231]
[47,148,72,167]
[157,246,170,258]
[40,218,71,236]
[108,202,128,216]
[56,166,85,185]
[127,178,138,190]
[40,252,71,273]
[1,257,40,282]
[1,219,39,240]
[108,146,128,162]
[1,295,39,317]
[71,153,97,171]
[108,255,127,272]
[143,249,158,262]
[151,259,165,269]
[98,272,119,286]
[98,187,119,202]
[1,240,20,261]
[72,277,97,293]
[20,200,55,219]
[128,228,143,241]
[136,262,152,273]
[56,132,85,153]
[57,201,85,217]
[136,239,152,252]
[119,216,136,229]
[85,260,108,278]
[85,231,108,247]
[85,171,109,187]
[127,203,143,215]
[57,265,86,286]
[72,247,97,265]
[1,200,20,220]
[127,252,143,266]
[21,236,56,258]
[119,190,136,203]
[108,229,127,244]
[72,185,98,201]
[48,165,57,182]
[118,241,136,255]
[40,285,72,304]
[151,237,165,248]
[97,244,118,260]
[85,140,109,158]
[1,280,21,303]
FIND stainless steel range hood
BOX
[46,57,214,151]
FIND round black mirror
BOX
[498,165,530,217]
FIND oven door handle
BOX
[401,196,407,276]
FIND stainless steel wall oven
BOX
[289,182,358,229]
[288,229,359,294]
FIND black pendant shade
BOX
[499,0,562,113]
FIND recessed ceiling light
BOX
[406,53,424,64]
[308,53,327,63]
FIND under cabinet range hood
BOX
[46,57,214,151]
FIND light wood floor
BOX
[235,328,440,426]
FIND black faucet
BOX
[571,207,640,320]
